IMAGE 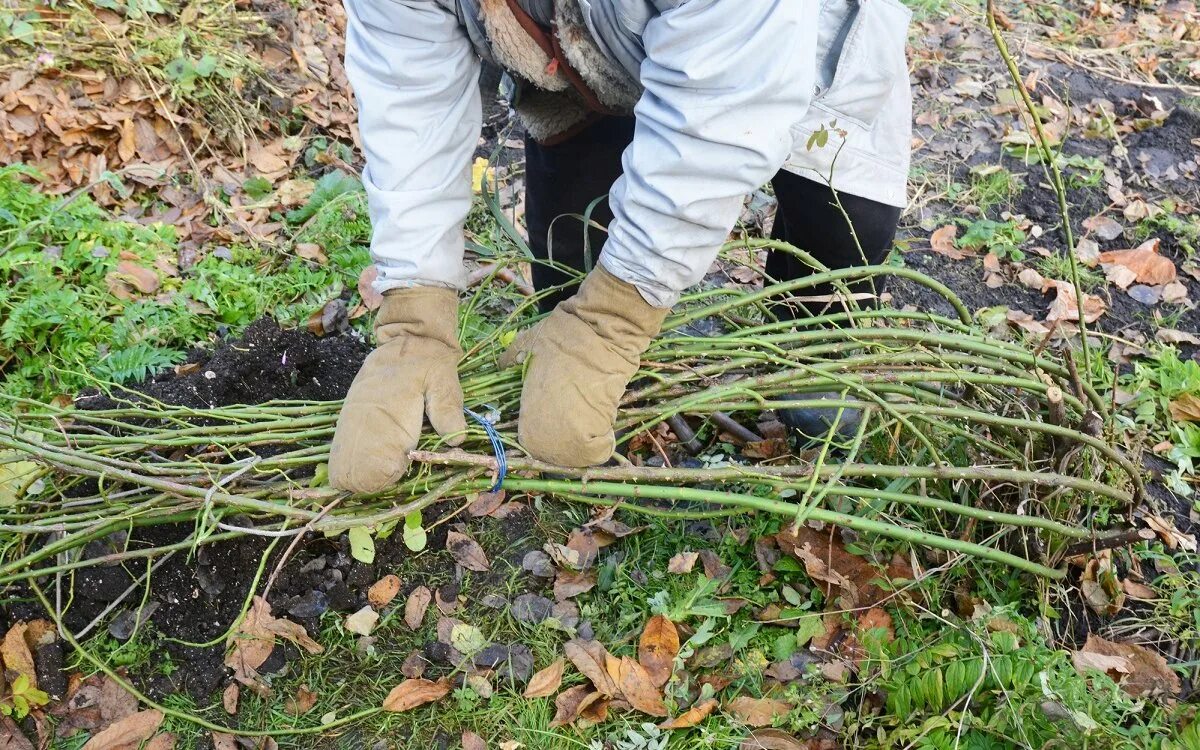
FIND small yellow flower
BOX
[471,157,494,194]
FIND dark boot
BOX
[764,171,901,442]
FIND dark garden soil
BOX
[3,320,552,716]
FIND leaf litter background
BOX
[1,0,1200,747]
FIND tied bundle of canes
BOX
[0,241,1143,584]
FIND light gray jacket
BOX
[344,0,912,307]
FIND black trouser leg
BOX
[765,170,902,321]
[523,117,635,314]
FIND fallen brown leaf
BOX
[930,224,966,259]
[549,685,602,728]
[523,659,565,699]
[667,551,699,574]
[405,586,432,630]
[284,685,317,715]
[1072,634,1181,697]
[658,698,718,730]
[1122,579,1156,600]
[381,678,452,712]
[2,623,37,687]
[368,575,401,608]
[554,570,596,600]
[80,709,163,750]
[462,730,487,750]
[617,657,668,717]
[564,639,619,697]
[1,717,33,750]
[143,733,175,750]
[211,732,237,750]
[1043,279,1106,324]
[446,531,490,572]
[638,615,680,689]
[1100,238,1176,287]
[1144,514,1198,552]
[225,597,323,688]
[467,491,506,517]
[222,683,238,715]
[726,696,794,727]
[1169,393,1200,423]
[776,527,911,609]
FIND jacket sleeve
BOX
[344,0,481,294]
[598,0,817,308]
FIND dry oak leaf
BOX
[446,531,490,571]
[549,685,604,728]
[616,657,668,717]
[523,659,565,699]
[405,586,432,630]
[225,597,323,686]
[929,224,966,259]
[638,615,680,689]
[1099,239,1176,287]
[726,696,794,728]
[381,678,452,712]
[1072,634,1180,697]
[564,639,619,697]
[80,709,163,750]
[368,575,401,608]
[659,698,718,730]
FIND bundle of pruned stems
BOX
[0,239,1145,586]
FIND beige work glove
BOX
[330,287,468,493]
[499,266,669,467]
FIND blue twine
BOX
[463,407,506,491]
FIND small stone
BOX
[551,600,579,630]
[401,650,428,678]
[521,550,555,578]
[496,643,534,685]
[299,555,326,573]
[480,594,507,609]
[1128,284,1162,305]
[108,602,160,641]
[196,566,225,597]
[423,640,455,666]
[512,594,553,624]
[286,590,329,620]
[577,621,594,641]
[474,644,510,670]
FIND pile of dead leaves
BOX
[0,618,174,750]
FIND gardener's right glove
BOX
[329,287,467,494]
[498,266,669,467]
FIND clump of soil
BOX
[81,318,370,410]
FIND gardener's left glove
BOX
[498,266,669,467]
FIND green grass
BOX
[0,165,371,400]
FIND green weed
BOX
[0,166,370,400]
